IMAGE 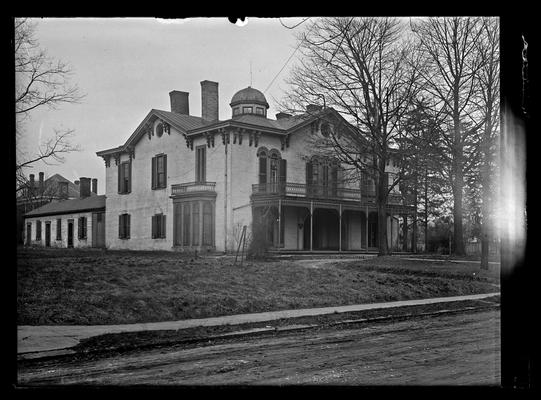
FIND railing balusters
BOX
[251,182,404,205]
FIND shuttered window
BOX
[151,214,166,239]
[36,220,42,240]
[56,219,62,240]
[118,161,131,194]
[192,203,199,245]
[151,154,167,189]
[119,214,131,239]
[195,146,206,183]
[78,217,87,239]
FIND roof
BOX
[24,195,106,218]
[230,86,269,108]
[153,109,211,131]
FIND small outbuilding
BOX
[23,177,106,248]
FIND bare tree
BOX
[15,18,83,184]
[411,17,487,256]
[476,17,500,269]
[282,17,423,255]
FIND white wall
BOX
[24,211,95,248]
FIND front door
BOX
[67,220,74,248]
[45,222,51,247]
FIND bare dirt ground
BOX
[17,309,500,386]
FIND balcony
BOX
[171,182,217,198]
[251,183,403,205]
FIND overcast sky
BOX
[17,17,309,194]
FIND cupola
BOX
[230,86,269,118]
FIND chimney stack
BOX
[79,177,91,198]
[276,112,292,120]
[91,178,98,194]
[29,174,35,196]
[201,80,219,122]
[39,172,44,194]
[169,91,190,115]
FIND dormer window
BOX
[255,107,265,116]
[242,106,253,114]
[233,107,240,116]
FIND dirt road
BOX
[18,309,500,386]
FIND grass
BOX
[17,247,499,326]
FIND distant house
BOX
[95,81,414,252]
[22,177,106,248]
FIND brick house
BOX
[96,81,413,253]
[23,177,106,248]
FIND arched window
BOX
[257,147,286,193]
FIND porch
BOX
[251,182,414,252]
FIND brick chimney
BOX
[29,174,35,193]
[201,80,219,122]
[38,172,44,194]
[91,178,98,194]
[276,112,292,120]
[169,90,189,115]
[79,177,91,198]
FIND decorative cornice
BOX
[103,155,111,168]
[113,153,121,166]
[163,121,171,135]
[221,130,230,145]
[205,132,215,148]
[127,146,135,160]
[280,134,290,151]
[184,134,193,150]
[248,131,260,147]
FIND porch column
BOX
[365,206,369,249]
[310,201,313,252]
[278,199,282,249]
[339,204,342,252]
[199,200,203,249]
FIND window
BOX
[118,161,131,194]
[255,107,265,116]
[182,204,190,246]
[151,154,167,189]
[233,107,240,116]
[78,217,87,240]
[155,122,164,137]
[242,106,253,114]
[192,203,199,246]
[195,146,206,183]
[56,219,62,240]
[202,201,213,246]
[152,213,166,239]
[36,220,42,240]
[119,214,131,239]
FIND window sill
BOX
[152,187,167,191]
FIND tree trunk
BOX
[424,166,429,253]
[411,174,418,253]
[377,165,389,256]
[452,101,465,256]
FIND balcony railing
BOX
[171,181,216,196]
[251,182,403,205]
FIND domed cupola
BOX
[230,86,269,118]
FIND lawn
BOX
[17,247,499,326]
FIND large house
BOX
[95,81,413,253]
